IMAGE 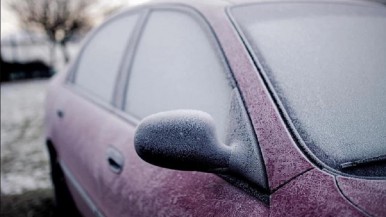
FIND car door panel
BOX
[95,112,269,217]
[52,86,110,216]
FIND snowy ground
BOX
[1,79,51,195]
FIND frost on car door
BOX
[98,8,269,216]
[57,12,140,217]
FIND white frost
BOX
[1,79,51,195]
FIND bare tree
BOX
[8,0,96,65]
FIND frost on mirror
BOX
[125,10,233,142]
[134,110,232,172]
[134,101,268,190]
[75,14,139,102]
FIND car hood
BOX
[336,176,386,217]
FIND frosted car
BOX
[45,0,386,216]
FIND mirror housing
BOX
[134,90,268,190]
[134,110,232,173]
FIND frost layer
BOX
[1,80,51,194]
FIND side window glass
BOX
[125,10,233,141]
[74,14,139,103]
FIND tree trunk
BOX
[49,42,56,69]
[60,42,70,64]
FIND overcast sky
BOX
[1,0,149,38]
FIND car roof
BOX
[110,0,384,26]
[137,0,230,9]
[136,0,382,8]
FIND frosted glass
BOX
[233,3,386,164]
[125,11,232,141]
[76,14,139,102]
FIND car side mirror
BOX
[134,110,232,173]
[134,90,268,190]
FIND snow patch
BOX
[1,79,51,194]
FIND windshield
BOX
[231,2,386,176]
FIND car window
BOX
[232,3,386,176]
[74,14,139,103]
[124,10,233,141]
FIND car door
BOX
[52,11,142,217]
[97,6,270,216]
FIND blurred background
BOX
[1,0,147,216]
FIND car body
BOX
[45,0,386,216]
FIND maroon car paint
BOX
[51,85,106,213]
[271,169,364,216]
[336,176,386,217]
[199,3,313,190]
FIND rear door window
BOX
[74,14,139,103]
